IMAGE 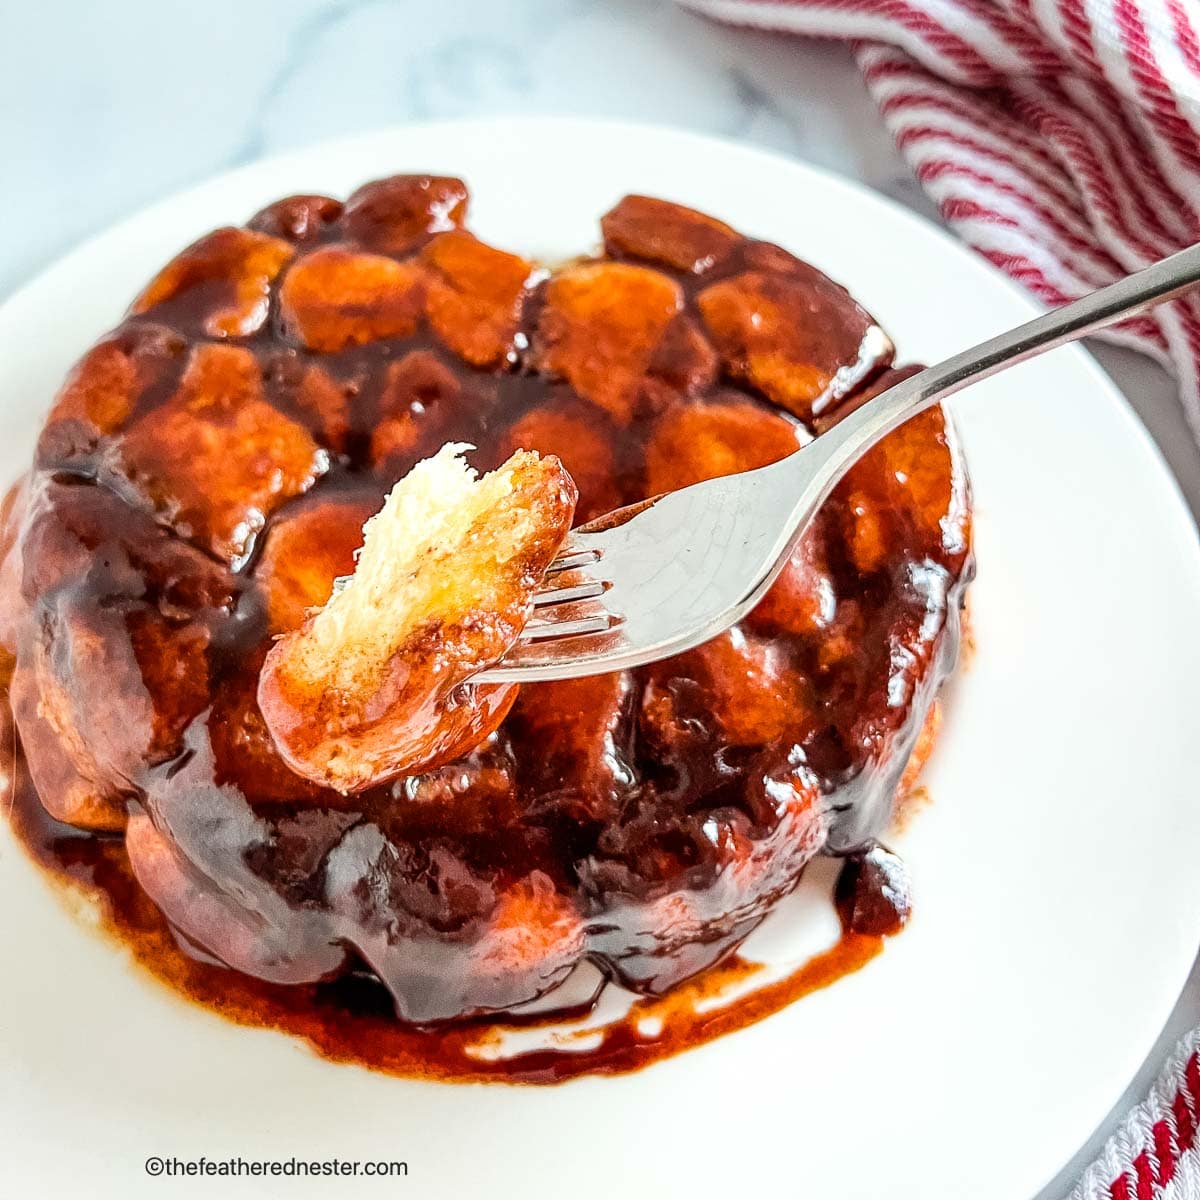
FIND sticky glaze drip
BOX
[4,756,883,1083]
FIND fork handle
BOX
[794,240,1200,506]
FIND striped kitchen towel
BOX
[679,0,1200,440]
[1070,1025,1200,1199]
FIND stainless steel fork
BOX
[478,241,1200,684]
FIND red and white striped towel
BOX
[1069,1026,1200,1199]
[678,1,1200,1196]
[680,0,1200,440]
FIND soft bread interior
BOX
[300,443,554,693]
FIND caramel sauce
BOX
[0,178,972,1080]
[5,754,880,1083]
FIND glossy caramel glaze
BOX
[0,179,972,1051]
[6,763,882,1084]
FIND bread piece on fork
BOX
[258,443,576,793]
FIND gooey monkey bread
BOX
[0,175,971,1024]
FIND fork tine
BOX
[544,547,601,574]
[531,580,608,607]
[519,613,617,641]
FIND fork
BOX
[477,241,1200,684]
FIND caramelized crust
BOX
[644,395,806,493]
[249,194,344,243]
[602,194,740,275]
[258,447,577,792]
[508,673,636,821]
[534,262,684,424]
[35,324,188,468]
[698,268,888,419]
[111,344,327,565]
[499,398,622,523]
[420,230,535,367]
[132,227,294,339]
[254,494,379,635]
[10,476,240,825]
[342,174,468,254]
[5,178,971,1025]
[9,666,126,830]
[279,247,427,353]
[370,350,472,471]
[0,476,30,657]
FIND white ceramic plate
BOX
[3,118,1200,1200]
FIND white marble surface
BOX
[3,1,1198,1195]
